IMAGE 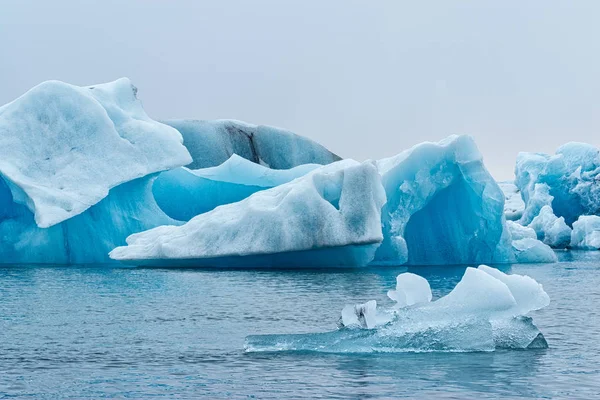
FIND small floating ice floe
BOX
[244,266,550,353]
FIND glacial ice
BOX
[528,205,571,249]
[244,266,550,353]
[511,238,558,264]
[373,135,514,265]
[110,160,387,267]
[0,78,191,263]
[570,215,600,250]
[0,78,191,228]
[506,220,537,241]
[386,273,432,307]
[516,142,600,227]
[153,155,319,221]
[499,182,525,221]
[163,119,341,170]
[116,134,555,267]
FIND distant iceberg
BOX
[0,78,191,263]
[163,119,341,170]
[507,142,600,249]
[499,182,525,221]
[245,266,550,353]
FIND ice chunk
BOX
[153,155,320,221]
[506,220,537,241]
[340,300,378,329]
[511,238,558,263]
[528,205,571,248]
[519,183,554,226]
[499,182,525,221]
[163,119,341,170]
[570,215,600,249]
[373,135,514,265]
[110,160,387,267]
[387,273,432,307]
[245,266,549,353]
[0,78,191,228]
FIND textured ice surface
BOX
[511,238,558,263]
[245,266,549,353]
[0,175,179,263]
[499,182,525,221]
[570,215,600,249]
[528,205,571,249]
[0,78,190,228]
[111,160,387,267]
[516,142,600,227]
[153,155,319,221]
[373,135,513,265]
[506,220,537,241]
[387,273,432,307]
[163,119,341,170]
[0,79,190,263]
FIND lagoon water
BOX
[1,252,599,399]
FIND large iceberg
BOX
[163,119,341,170]
[0,78,191,263]
[245,266,550,353]
[373,135,515,265]
[110,160,387,267]
[115,135,556,267]
[153,155,320,221]
[515,142,600,227]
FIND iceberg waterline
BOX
[0,78,556,265]
[244,265,550,353]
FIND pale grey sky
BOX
[1,0,599,180]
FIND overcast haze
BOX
[1,1,599,180]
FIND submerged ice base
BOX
[245,266,549,353]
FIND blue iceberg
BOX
[0,78,191,263]
[244,266,550,353]
[373,135,527,265]
[516,142,600,226]
[114,135,555,267]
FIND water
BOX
[1,252,599,399]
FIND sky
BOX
[1,1,599,180]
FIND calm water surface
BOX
[1,252,599,399]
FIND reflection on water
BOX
[1,254,599,398]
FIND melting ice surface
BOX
[245,266,549,353]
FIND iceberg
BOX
[116,134,554,267]
[570,215,600,250]
[245,266,550,353]
[515,142,600,227]
[110,160,387,267]
[373,135,514,265]
[0,78,191,263]
[153,155,320,221]
[499,182,525,221]
[163,119,341,170]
